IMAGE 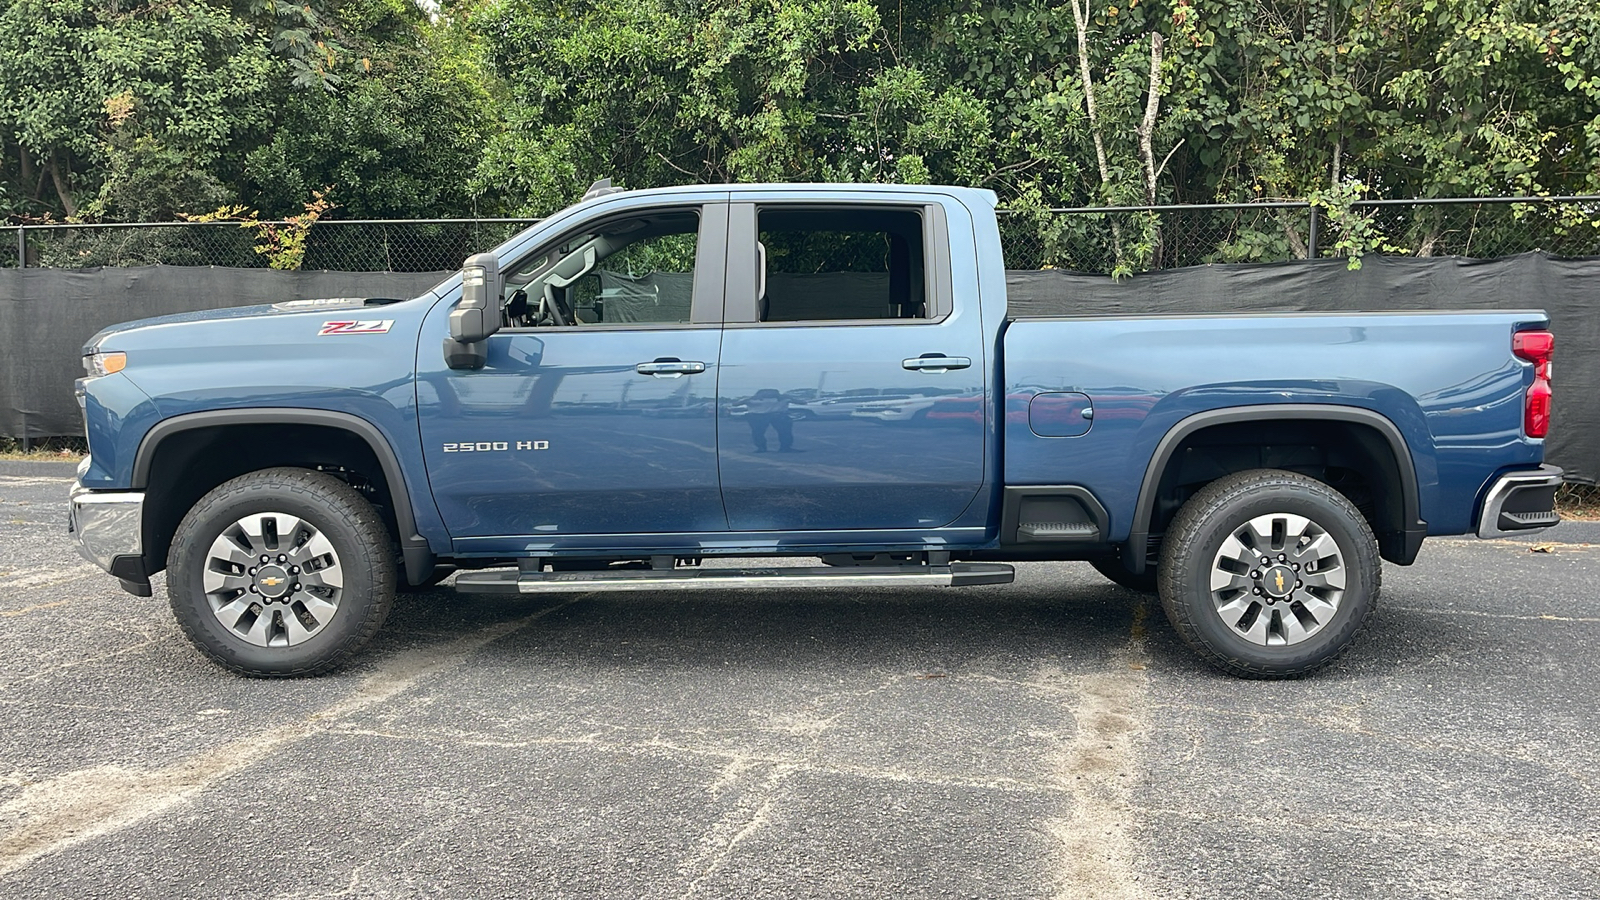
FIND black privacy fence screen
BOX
[1,197,1596,485]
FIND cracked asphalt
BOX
[1,460,1597,899]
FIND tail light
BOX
[1513,330,1553,438]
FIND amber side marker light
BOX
[84,351,127,377]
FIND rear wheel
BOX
[1157,469,1379,678]
[167,467,396,677]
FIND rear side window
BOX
[758,208,927,322]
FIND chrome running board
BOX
[453,563,1015,595]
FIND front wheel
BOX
[167,467,396,677]
[1157,469,1380,679]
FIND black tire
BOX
[1090,556,1159,593]
[1157,468,1379,679]
[167,467,396,677]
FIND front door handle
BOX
[902,354,973,373]
[636,358,707,378]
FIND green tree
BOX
[0,0,499,224]
[240,0,497,218]
[469,0,1194,274]
[0,0,273,218]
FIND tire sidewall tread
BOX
[1157,468,1381,679]
[167,467,396,677]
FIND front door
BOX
[715,200,988,532]
[417,201,729,540]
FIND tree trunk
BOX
[47,150,77,217]
[1069,0,1121,258]
[1136,32,1165,266]
[20,145,47,202]
[1137,33,1164,206]
[1276,209,1310,259]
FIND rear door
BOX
[715,198,988,531]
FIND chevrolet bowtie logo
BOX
[1274,571,1286,593]
[261,577,284,587]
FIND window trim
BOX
[721,201,953,328]
[498,201,727,333]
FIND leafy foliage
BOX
[182,188,338,269]
[0,0,274,217]
[0,0,497,227]
[1,0,1597,273]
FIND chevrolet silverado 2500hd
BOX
[68,182,1562,678]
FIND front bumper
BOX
[68,480,149,594]
[1477,465,1563,538]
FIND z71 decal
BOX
[318,319,395,335]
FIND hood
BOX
[84,296,408,352]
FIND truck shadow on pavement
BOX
[359,577,1490,683]
[366,573,1170,679]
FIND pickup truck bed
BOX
[1002,309,1545,558]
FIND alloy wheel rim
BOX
[203,512,343,647]
[1208,512,1346,646]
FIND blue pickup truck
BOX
[68,182,1561,679]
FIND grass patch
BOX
[1557,482,1600,522]
[0,436,87,460]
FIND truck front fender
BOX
[131,408,436,584]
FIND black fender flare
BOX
[1123,404,1426,572]
[132,408,435,584]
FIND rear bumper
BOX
[1477,465,1563,538]
[68,480,150,594]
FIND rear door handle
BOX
[902,354,973,372]
[636,358,707,377]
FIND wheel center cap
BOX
[1260,564,1295,599]
[255,565,291,598]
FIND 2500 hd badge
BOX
[441,440,550,452]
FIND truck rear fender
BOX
[1125,405,1426,572]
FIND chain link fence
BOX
[3,219,540,272]
[996,197,1600,272]
[4,198,1597,274]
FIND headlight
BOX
[83,350,127,377]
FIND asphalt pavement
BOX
[1,461,1596,899]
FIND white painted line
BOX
[0,598,580,876]
[1048,601,1151,900]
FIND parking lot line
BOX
[0,597,583,877]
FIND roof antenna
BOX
[582,178,623,201]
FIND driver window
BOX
[502,211,699,328]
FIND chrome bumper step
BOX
[454,562,1015,595]
[1477,465,1563,538]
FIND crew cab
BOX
[68,182,1562,678]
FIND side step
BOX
[454,563,1015,595]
